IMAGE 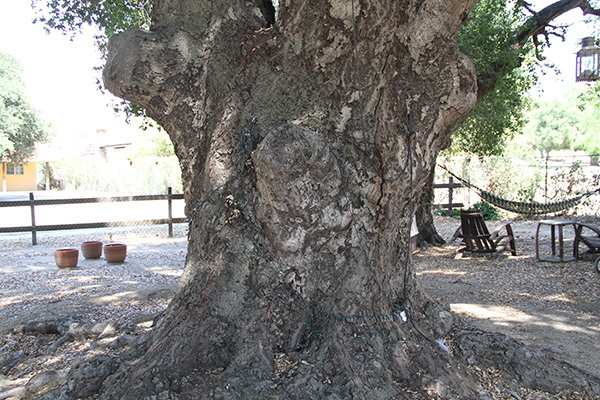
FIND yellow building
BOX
[1,161,38,192]
[1,145,57,192]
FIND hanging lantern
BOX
[576,37,600,82]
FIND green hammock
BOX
[439,164,600,215]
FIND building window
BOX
[6,163,24,175]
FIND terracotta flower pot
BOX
[104,243,127,263]
[54,248,79,268]
[81,241,103,259]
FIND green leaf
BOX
[0,52,48,162]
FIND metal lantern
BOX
[576,36,600,82]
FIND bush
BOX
[434,208,461,218]
[471,202,499,220]
[50,156,182,194]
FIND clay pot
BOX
[81,241,103,259]
[104,243,127,263]
[54,248,79,268]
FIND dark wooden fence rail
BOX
[2,180,461,246]
[0,187,186,245]
[433,177,464,215]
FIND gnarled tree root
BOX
[453,326,600,397]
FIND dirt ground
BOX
[0,217,599,397]
[415,216,600,379]
[0,229,187,327]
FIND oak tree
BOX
[0,51,47,163]
[36,0,600,398]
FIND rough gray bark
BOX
[415,168,446,246]
[95,0,600,398]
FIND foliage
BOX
[516,178,539,202]
[522,82,600,160]
[449,72,534,156]
[450,0,536,157]
[523,95,582,157]
[481,156,542,203]
[458,0,530,93]
[574,81,600,156]
[132,130,175,159]
[32,0,150,37]
[51,155,182,194]
[479,157,519,197]
[471,202,499,220]
[433,208,461,218]
[547,160,587,200]
[0,52,48,163]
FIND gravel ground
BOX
[0,218,599,398]
[0,224,187,391]
[0,225,187,332]
[415,216,600,380]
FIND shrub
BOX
[471,202,499,220]
[434,208,461,218]
[50,156,182,194]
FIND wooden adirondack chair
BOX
[574,222,600,258]
[452,210,516,258]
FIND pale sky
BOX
[0,0,595,142]
[0,1,138,142]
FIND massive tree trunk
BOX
[95,0,600,398]
[415,167,446,246]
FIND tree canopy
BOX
[525,95,581,157]
[449,0,536,157]
[575,80,600,156]
[0,51,47,162]
[32,0,150,37]
[449,0,600,158]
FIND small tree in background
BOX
[575,81,600,164]
[525,95,582,158]
[0,51,47,163]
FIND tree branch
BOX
[516,0,600,43]
[150,0,274,34]
[476,0,600,99]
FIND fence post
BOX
[29,192,37,245]
[447,177,454,216]
[167,187,173,238]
